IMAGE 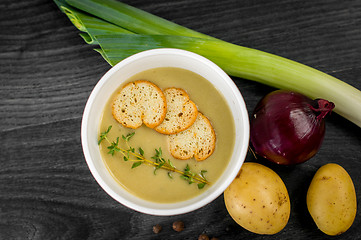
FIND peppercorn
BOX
[198,234,209,240]
[152,224,162,234]
[172,221,185,232]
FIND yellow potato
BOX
[224,162,290,235]
[307,163,357,236]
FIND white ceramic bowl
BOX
[81,48,249,216]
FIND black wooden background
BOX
[1,0,361,239]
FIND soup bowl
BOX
[81,48,249,216]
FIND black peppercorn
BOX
[172,221,185,232]
[198,234,209,240]
[153,224,162,234]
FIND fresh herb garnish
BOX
[98,125,112,145]
[107,137,120,155]
[98,126,209,188]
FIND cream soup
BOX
[99,67,235,203]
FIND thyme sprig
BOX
[98,126,209,189]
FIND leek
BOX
[55,0,361,128]
[54,0,133,44]
[65,0,215,40]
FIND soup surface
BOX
[99,67,235,203]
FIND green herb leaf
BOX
[197,183,206,189]
[154,148,159,155]
[154,162,165,175]
[200,170,207,179]
[122,132,135,142]
[138,147,144,156]
[157,162,165,169]
[131,161,142,169]
[98,125,112,145]
[181,175,189,181]
[107,137,120,155]
[168,159,175,168]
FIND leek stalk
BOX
[56,0,361,128]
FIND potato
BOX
[224,162,290,235]
[307,163,357,235]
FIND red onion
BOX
[250,90,335,165]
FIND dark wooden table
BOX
[1,0,361,239]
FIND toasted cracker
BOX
[167,112,216,161]
[112,80,167,129]
[155,87,198,135]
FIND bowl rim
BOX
[81,48,249,216]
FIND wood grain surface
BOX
[1,0,361,239]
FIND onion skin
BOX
[250,90,334,165]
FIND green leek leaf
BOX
[55,0,133,45]
[65,0,215,40]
